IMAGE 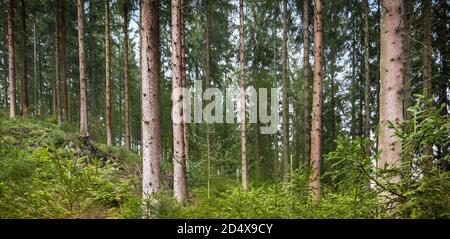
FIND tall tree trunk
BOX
[77,0,88,135]
[422,0,433,162]
[62,0,69,123]
[33,23,38,117]
[180,0,189,166]
[239,0,248,192]
[123,0,131,149]
[55,0,62,124]
[303,0,310,167]
[422,0,432,98]
[403,0,413,120]
[105,0,112,146]
[281,0,290,183]
[363,0,371,145]
[141,0,162,200]
[171,0,187,203]
[378,0,404,189]
[310,0,323,200]
[21,0,29,117]
[351,18,357,138]
[8,0,16,118]
[204,1,212,198]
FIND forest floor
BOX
[4,110,442,219]
[0,110,384,219]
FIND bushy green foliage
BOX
[0,113,139,218]
[390,96,450,218]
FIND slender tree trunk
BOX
[303,0,310,167]
[422,0,433,162]
[363,0,371,146]
[378,0,404,189]
[123,0,131,149]
[422,0,432,99]
[281,0,290,183]
[55,0,62,124]
[351,19,357,138]
[62,1,69,123]
[239,0,248,192]
[33,23,38,117]
[403,0,413,120]
[310,0,323,200]
[239,0,248,191]
[77,0,88,135]
[204,1,212,198]
[141,0,162,200]
[8,0,16,118]
[171,0,187,203]
[180,0,189,166]
[105,0,112,146]
[330,68,335,140]
[20,0,29,117]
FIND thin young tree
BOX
[55,0,62,125]
[141,0,162,199]
[403,0,413,120]
[363,0,370,149]
[310,0,323,200]
[239,0,248,192]
[8,0,16,118]
[20,0,29,117]
[171,0,187,203]
[303,0,310,166]
[422,0,432,99]
[378,0,404,189]
[77,0,88,135]
[105,0,112,146]
[281,0,289,183]
[123,0,131,149]
[62,0,69,123]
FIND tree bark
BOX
[303,0,311,167]
[77,0,88,135]
[403,0,413,120]
[180,0,189,166]
[310,0,323,200]
[281,0,290,183]
[123,0,131,149]
[33,23,38,116]
[141,0,162,199]
[105,0,112,146]
[171,0,187,203]
[62,0,69,123]
[378,0,404,187]
[8,0,16,118]
[422,0,432,99]
[363,0,371,146]
[239,0,248,192]
[55,0,62,124]
[20,0,29,117]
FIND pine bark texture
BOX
[55,0,62,124]
[378,0,404,185]
[171,0,187,203]
[8,0,16,118]
[21,0,29,117]
[77,0,88,135]
[239,0,248,192]
[141,0,162,198]
[281,0,290,183]
[105,0,112,146]
[123,0,131,149]
[310,0,323,200]
[363,0,371,144]
[303,0,311,166]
